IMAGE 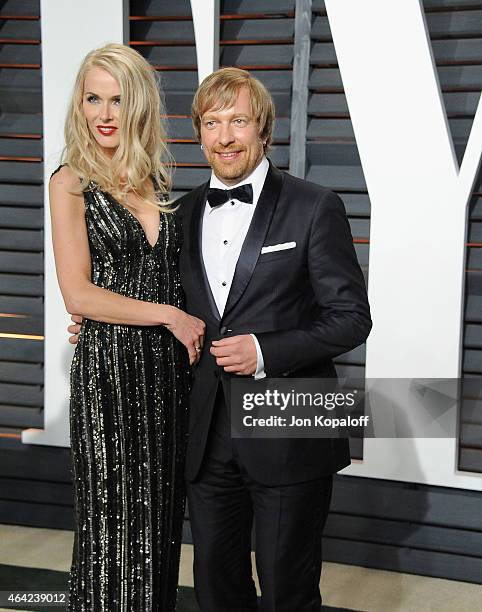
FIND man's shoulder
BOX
[278,168,343,212]
[173,182,208,219]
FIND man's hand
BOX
[68,314,83,344]
[210,335,257,375]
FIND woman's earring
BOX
[200,144,204,150]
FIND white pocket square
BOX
[261,241,296,254]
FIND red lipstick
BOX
[97,126,117,136]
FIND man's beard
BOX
[209,144,262,184]
[211,154,247,182]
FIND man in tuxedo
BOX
[69,68,371,611]
[178,68,371,611]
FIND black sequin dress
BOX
[53,167,190,611]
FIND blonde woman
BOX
[49,43,204,611]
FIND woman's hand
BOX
[164,307,205,365]
[68,308,206,365]
[68,314,83,344]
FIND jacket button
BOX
[220,326,227,335]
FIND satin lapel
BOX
[188,182,221,321]
[222,163,284,319]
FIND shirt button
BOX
[231,201,235,206]
[222,281,227,287]
[223,240,228,245]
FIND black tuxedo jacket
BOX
[177,162,372,486]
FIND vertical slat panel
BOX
[289,0,312,178]
[130,0,208,194]
[0,0,44,437]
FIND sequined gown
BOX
[56,167,190,612]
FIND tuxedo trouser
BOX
[186,387,333,612]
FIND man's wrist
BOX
[250,334,266,379]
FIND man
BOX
[179,67,371,612]
[70,68,371,611]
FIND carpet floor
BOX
[0,563,358,611]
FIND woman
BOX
[49,43,204,611]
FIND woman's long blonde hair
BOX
[63,43,173,211]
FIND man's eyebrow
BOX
[202,112,250,119]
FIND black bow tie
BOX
[207,184,253,208]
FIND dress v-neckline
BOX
[100,177,162,250]
[122,204,161,250]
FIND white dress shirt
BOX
[202,156,269,378]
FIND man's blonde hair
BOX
[191,67,275,151]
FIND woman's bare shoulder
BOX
[49,164,82,192]
[49,165,85,217]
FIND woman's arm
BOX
[49,166,204,362]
